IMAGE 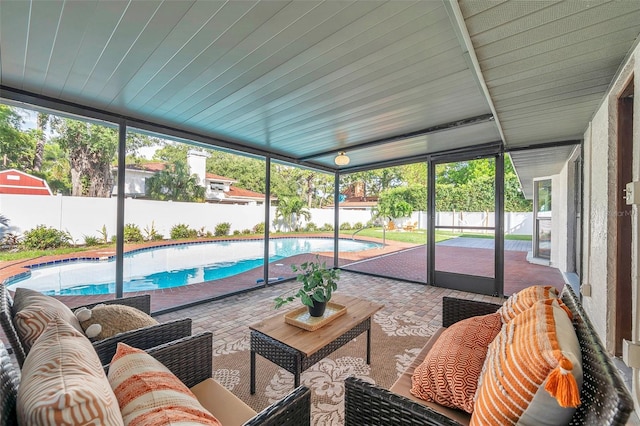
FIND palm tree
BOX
[146,161,205,202]
[275,197,311,232]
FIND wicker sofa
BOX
[345,285,634,426]
[0,284,192,366]
[0,332,310,426]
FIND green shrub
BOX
[320,223,334,232]
[242,229,252,234]
[339,222,352,230]
[253,222,265,234]
[21,225,71,250]
[304,222,318,232]
[170,223,197,239]
[83,235,102,246]
[214,222,231,237]
[353,222,364,230]
[123,223,144,243]
[233,230,241,235]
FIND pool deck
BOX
[0,234,566,313]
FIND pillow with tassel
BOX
[471,298,583,426]
[497,285,569,323]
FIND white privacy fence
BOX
[0,194,532,244]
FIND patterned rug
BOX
[210,310,441,425]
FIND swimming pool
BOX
[8,238,380,296]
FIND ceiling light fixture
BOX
[334,151,350,166]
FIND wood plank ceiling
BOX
[1,0,639,193]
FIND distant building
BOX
[0,169,53,196]
[113,151,272,206]
[328,181,378,210]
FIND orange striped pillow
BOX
[471,299,583,426]
[410,312,502,413]
[497,285,569,323]
[17,318,124,425]
[108,343,221,426]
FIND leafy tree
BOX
[504,155,532,211]
[33,112,49,172]
[375,185,425,221]
[313,174,335,208]
[271,164,304,200]
[0,105,35,170]
[399,163,427,187]
[206,150,266,194]
[275,197,311,231]
[146,161,205,202]
[41,143,71,194]
[152,143,190,164]
[125,131,163,159]
[433,157,531,212]
[49,117,160,197]
[50,118,118,197]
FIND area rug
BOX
[211,311,441,426]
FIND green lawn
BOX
[0,229,531,262]
[0,246,98,262]
[350,227,531,244]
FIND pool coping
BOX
[0,233,411,288]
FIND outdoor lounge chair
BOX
[402,221,417,231]
[124,332,311,425]
[345,285,634,426]
[0,283,192,367]
[0,333,311,425]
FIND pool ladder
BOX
[351,225,385,247]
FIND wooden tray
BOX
[284,302,347,331]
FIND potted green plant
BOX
[274,255,340,317]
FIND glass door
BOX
[429,154,503,296]
[533,179,552,259]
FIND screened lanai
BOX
[2,0,640,312]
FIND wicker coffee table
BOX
[249,295,383,394]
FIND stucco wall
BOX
[582,94,614,343]
[581,42,639,357]
[549,149,578,272]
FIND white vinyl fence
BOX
[0,194,532,244]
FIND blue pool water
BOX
[8,238,380,296]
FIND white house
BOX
[112,151,269,206]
